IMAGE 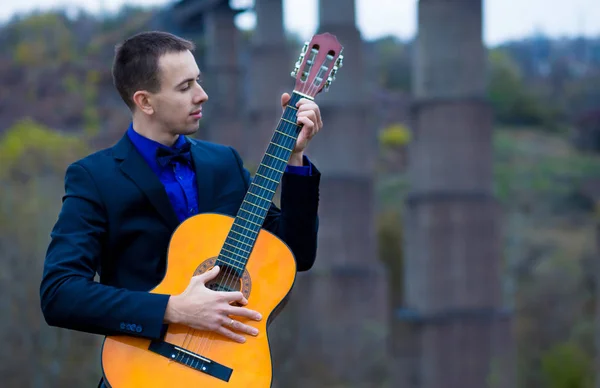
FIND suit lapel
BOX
[113,134,180,231]
[189,139,215,214]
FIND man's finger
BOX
[225,317,259,336]
[217,326,246,343]
[218,290,245,302]
[226,306,263,321]
[297,116,314,129]
[296,98,312,107]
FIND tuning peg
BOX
[331,65,338,77]
[290,63,299,78]
[291,65,299,77]
[302,42,309,53]
[336,55,344,68]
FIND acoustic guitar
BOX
[100,33,343,387]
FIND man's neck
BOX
[132,115,179,147]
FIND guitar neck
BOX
[216,92,308,274]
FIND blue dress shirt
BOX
[127,123,311,222]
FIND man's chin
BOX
[178,124,200,136]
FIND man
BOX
[39,31,322,386]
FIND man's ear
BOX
[132,91,154,115]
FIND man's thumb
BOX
[281,92,291,111]
[198,265,220,283]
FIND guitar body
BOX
[100,213,296,387]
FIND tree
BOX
[488,48,552,128]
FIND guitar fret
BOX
[239,207,263,219]
[247,191,270,202]
[282,110,299,123]
[272,137,296,150]
[221,247,247,262]
[222,248,246,264]
[243,199,269,211]
[216,257,244,271]
[219,91,306,273]
[254,185,275,194]
[270,142,293,152]
[224,241,251,254]
[234,222,258,234]
[275,129,295,139]
[265,153,287,163]
[226,235,253,247]
[260,163,281,173]
[239,216,262,227]
[256,173,278,184]
[281,118,300,127]
[229,229,254,242]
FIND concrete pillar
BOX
[397,1,514,387]
[203,1,245,153]
[272,0,389,386]
[245,0,292,167]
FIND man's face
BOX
[148,50,208,136]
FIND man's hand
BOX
[164,266,262,343]
[281,93,323,166]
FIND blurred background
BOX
[1,0,600,387]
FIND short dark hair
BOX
[112,31,196,110]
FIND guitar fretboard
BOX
[215,92,308,275]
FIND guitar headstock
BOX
[290,33,344,98]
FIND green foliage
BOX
[377,210,404,303]
[379,123,411,148]
[493,129,600,207]
[0,118,89,180]
[8,13,77,66]
[540,341,593,388]
[83,70,101,136]
[488,49,555,129]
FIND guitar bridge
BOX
[148,340,233,382]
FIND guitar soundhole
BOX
[206,267,241,292]
[194,257,252,299]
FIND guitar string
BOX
[217,97,302,299]
[172,46,338,368]
[190,108,301,371]
[185,50,339,370]
[177,54,335,367]
[177,103,298,360]
[191,97,301,358]
[182,96,303,370]
[306,52,335,99]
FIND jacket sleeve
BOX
[40,162,170,340]
[230,147,320,271]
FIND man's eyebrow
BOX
[176,72,201,87]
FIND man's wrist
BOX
[288,151,304,166]
[164,295,182,324]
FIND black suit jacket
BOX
[40,133,320,340]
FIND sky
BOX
[0,0,599,45]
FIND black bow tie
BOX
[156,142,192,167]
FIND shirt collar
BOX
[126,123,189,175]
